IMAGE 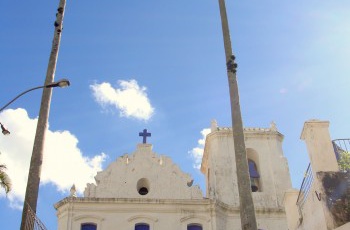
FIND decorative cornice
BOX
[54,197,210,209]
[73,214,104,222]
[180,215,210,223]
[212,199,285,214]
[300,119,330,140]
[55,197,286,216]
[208,126,284,141]
[217,126,277,133]
[128,215,158,223]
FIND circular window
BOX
[137,178,150,196]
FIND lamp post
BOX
[20,0,67,229]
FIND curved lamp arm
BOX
[0,78,70,113]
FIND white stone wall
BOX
[201,130,239,206]
[84,144,202,200]
[56,198,212,230]
[55,198,289,230]
[201,124,292,209]
[283,189,300,230]
[300,120,339,173]
[297,181,328,230]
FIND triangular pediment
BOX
[84,144,203,199]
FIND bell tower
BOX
[201,120,239,206]
[201,121,292,209]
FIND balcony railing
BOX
[23,203,47,230]
[332,138,350,160]
[296,163,314,218]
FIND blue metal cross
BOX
[139,129,151,144]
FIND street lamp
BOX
[0,122,10,135]
[0,79,70,113]
[46,78,70,88]
[0,79,70,136]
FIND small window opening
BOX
[248,159,260,192]
[137,178,150,196]
[135,223,150,230]
[81,223,97,230]
[139,187,148,195]
[187,224,203,230]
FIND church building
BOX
[54,120,292,230]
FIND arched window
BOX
[81,223,97,230]
[187,224,203,230]
[248,159,260,192]
[135,223,150,230]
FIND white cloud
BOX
[189,128,211,169]
[90,80,154,121]
[0,108,106,209]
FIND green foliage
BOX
[338,151,350,172]
[0,164,12,194]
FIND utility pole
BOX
[217,0,258,229]
[20,0,67,229]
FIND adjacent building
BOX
[284,120,350,230]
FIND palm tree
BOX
[218,0,258,229]
[0,164,12,194]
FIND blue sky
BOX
[1,0,350,229]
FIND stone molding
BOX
[300,119,330,140]
[127,215,158,223]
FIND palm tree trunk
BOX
[217,0,258,229]
[20,0,66,229]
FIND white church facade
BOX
[55,120,293,230]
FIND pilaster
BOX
[300,120,339,173]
